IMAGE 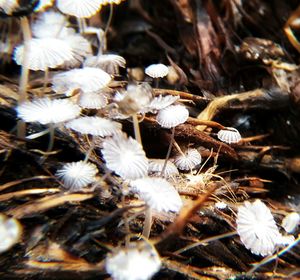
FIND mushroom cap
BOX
[52,67,111,96]
[13,38,73,71]
[236,199,281,256]
[84,54,126,75]
[130,177,182,213]
[66,116,122,137]
[156,104,189,128]
[281,212,300,233]
[173,148,202,171]
[57,0,103,18]
[106,242,161,280]
[56,161,98,191]
[78,91,108,109]
[148,159,179,177]
[217,127,241,144]
[17,98,81,125]
[0,214,22,253]
[102,133,148,180]
[145,63,169,78]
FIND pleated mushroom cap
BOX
[145,63,169,78]
[17,98,81,125]
[52,67,111,96]
[173,149,202,171]
[57,0,103,18]
[14,38,73,71]
[66,116,122,137]
[156,104,189,128]
[236,199,281,256]
[56,161,98,191]
[102,133,148,180]
[130,177,182,213]
[217,127,241,144]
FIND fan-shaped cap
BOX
[57,0,103,18]
[217,127,241,144]
[156,104,189,128]
[102,133,148,180]
[149,159,179,177]
[13,38,73,71]
[106,241,161,280]
[281,212,300,233]
[84,54,126,75]
[0,214,22,253]
[130,177,182,213]
[173,148,202,171]
[66,116,122,137]
[17,98,81,125]
[78,91,108,109]
[52,67,111,96]
[236,199,281,256]
[56,161,98,191]
[145,63,169,78]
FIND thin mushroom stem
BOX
[101,3,114,53]
[47,124,55,152]
[132,114,142,145]
[160,126,175,176]
[83,136,96,163]
[43,67,49,94]
[17,17,32,138]
[142,207,152,239]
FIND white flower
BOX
[13,38,73,71]
[84,54,126,75]
[144,95,179,113]
[236,200,282,256]
[106,242,161,280]
[57,0,103,18]
[130,177,182,213]
[78,91,108,109]
[217,127,241,144]
[148,159,179,177]
[0,214,22,253]
[145,63,169,78]
[52,67,111,96]
[17,98,81,125]
[281,212,300,233]
[66,116,122,137]
[102,133,148,180]
[56,161,98,191]
[173,148,202,171]
[156,104,189,128]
